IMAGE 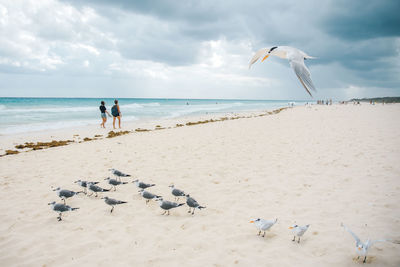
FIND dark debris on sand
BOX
[107,130,131,138]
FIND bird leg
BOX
[292,236,296,242]
[298,237,300,243]
[146,200,149,204]
[363,256,366,263]
[258,231,261,236]
[162,210,166,215]
[88,192,93,197]
[167,210,170,216]
[110,206,114,213]
[57,213,62,221]
[191,209,195,215]
[95,192,98,197]
[62,198,66,205]
[262,231,265,237]
[113,186,116,191]
[188,208,192,213]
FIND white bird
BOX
[341,223,390,263]
[249,46,317,97]
[289,224,310,243]
[250,218,277,237]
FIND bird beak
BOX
[250,221,254,223]
[261,54,269,62]
[289,227,294,229]
[358,247,362,251]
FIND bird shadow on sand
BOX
[352,255,376,264]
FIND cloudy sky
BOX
[0,0,399,100]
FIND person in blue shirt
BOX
[111,99,122,129]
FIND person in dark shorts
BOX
[99,101,111,128]
[111,99,122,129]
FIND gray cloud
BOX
[0,0,399,99]
[323,0,400,41]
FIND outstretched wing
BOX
[341,223,361,244]
[289,59,316,97]
[249,48,269,69]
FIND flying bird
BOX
[249,46,317,97]
[250,218,278,237]
[341,223,390,263]
[289,224,310,243]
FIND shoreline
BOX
[0,106,289,156]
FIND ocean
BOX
[0,98,309,135]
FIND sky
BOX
[0,0,399,100]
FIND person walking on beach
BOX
[111,99,122,129]
[99,101,111,128]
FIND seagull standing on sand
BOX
[104,177,128,191]
[289,224,310,243]
[133,179,156,189]
[250,218,278,237]
[74,180,99,194]
[52,187,81,204]
[101,197,127,213]
[341,223,390,263]
[185,194,206,215]
[48,201,79,221]
[109,168,131,181]
[249,46,317,97]
[138,189,161,204]
[87,182,110,197]
[155,197,185,215]
[169,184,186,201]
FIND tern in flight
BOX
[249,46,317,97]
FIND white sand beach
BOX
[0,104,399,266]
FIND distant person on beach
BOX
[111,99,122,129]
[99,101,111,128]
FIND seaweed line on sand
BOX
[0,107,287,157]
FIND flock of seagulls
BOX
[47,169,397,263]
[48,169,206,220]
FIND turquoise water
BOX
[0,98,309,135]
